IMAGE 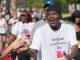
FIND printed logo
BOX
[21,29,30,39]
[57,51,64,58]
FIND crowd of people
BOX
[0,1,80,60]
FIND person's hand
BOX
[63,51,72,60]
[17,44,29,53]
[10,39,25,49]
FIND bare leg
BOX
[2,35,6,48]
[0,35,3,52]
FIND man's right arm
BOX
[30,49,38,60]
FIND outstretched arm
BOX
[64,45,78,60]
[0,39,25,59]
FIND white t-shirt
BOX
[30,23,77,60]
[30,19,65,42]
[11,21,34,39]
[0,18,6,34]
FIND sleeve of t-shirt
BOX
[30,28,42,51]
[68,25,77,47]
[11,23,18,35]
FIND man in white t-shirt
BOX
[30,4,78,60]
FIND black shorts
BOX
[11,51,30,60]
[18,51,30,60]
[10,51,17,60]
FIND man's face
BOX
[46,11,60,28]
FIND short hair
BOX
[71,10,80,22]
[46,4,62,19]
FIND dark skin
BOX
[46,11,61,31]
[30,11,78,60]
[20,14,28,23]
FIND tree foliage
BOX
[17,0,78,13]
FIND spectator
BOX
[0,13,8,52]
[32,17,39,23]
[10,9,33,60]
[71,10,80,60]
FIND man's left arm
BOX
[64,45,78,60]
[70,45,78,60]
[64,25,78,60]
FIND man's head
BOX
[45,5,61,30]
[43,1,56,20]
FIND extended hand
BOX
[11,39,25,49]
